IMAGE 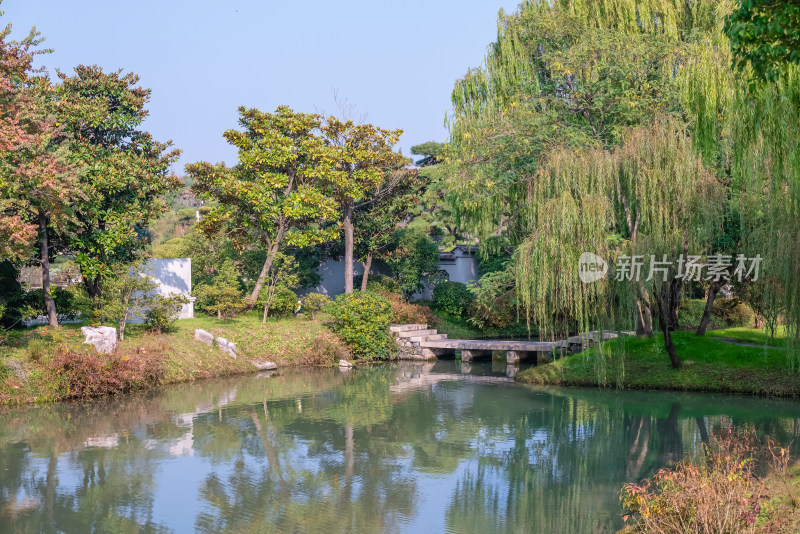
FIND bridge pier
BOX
[506,350,532,365]
[461,349,492,362]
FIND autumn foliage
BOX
[620,429,789,534]
[48,346,165,399]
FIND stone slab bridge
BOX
[391,324,629,365]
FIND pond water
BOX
[0,361,799,533]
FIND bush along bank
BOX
[516,328,800,397]
[620,429,799,533]
[0,313,351,405]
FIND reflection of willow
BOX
[0,440,168,533]
[444,393,800,534]
[194,368,418,533]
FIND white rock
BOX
[253,360,277,371]
[215,337,237,358]
[338,359,353,368]
[194,329,214,346]
[81,326,117,354]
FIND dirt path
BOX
[711,336,784,349]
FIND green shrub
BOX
[302,292,331,320]
[270,288,299,318]
[0,261,27,328]
[153,237,191,259]
[177,208,197,220]
[679,297,755,330]
[329,291,393,359]
[354,274,402,295]
[468,269,517,329]
[145,293,189,333]
[713,297,754,327]
[23,285,91,324]
[433,281,473,318]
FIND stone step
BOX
[408,333,447,343]
[390,324,428,333]
[397,329,437,338]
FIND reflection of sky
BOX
[153,456,236,533]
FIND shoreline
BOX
[515,329,800,398]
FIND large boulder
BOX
[81,326,118,354]
[253,360,277,371]
[194,329,214,346]
[215,337,236,358]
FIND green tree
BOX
[56,66,181,299]
[256,252,299,324]
[353,167,425,291]
[410,141,445,167]
[725,0,800,83]
[188,106,338,308]
[194,260,248,321]
[387,229,441,301]
[95,261,158,341]
[322,117,408,294]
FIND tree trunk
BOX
[635,298,653,337]
[262,304,270,325]
[360,251,373,292]
[248,242,280,308]
[635,284,653,337]
[343,198,355,294]
[38,211,59,328]
[84,274,101,300]
[119,296,129,340]
[656,278,683,369]
[696,280,723,336]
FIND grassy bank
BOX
[517,328,800,397]
[0,312,348,405]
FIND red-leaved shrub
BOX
[376,290,439,327]
[49,347,165,399]
[620,428,789,534]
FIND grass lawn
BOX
[706,326,789,347]
[516,328,800,397]
[0,311,346,405]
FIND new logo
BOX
[578,252,608,284]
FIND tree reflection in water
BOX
[0,363,798,533]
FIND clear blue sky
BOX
[2,0,519,172]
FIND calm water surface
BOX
[1,361,799,533]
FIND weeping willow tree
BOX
[727,69,800,358]
[446,0,800,371]
[676,2,800,355]
[445,0,729,243]
[517,116,724,367]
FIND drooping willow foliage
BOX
[516,117,724,339]
[728,69,800,352]
[445,0,732,249]
[446,0,800,361]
